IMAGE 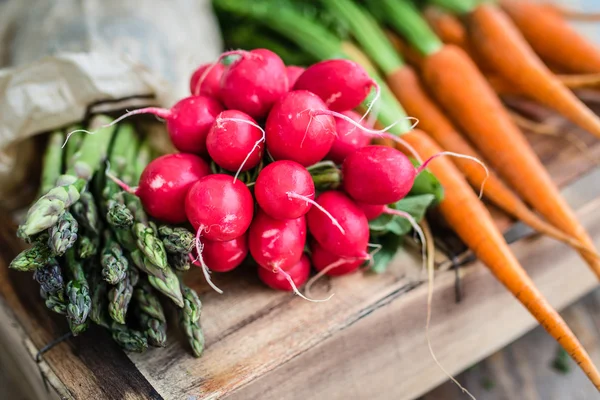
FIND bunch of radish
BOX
[113,49,434,298]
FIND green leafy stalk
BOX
[158,226,195,254]
[39,130,65,196]
[101,230,129,284]
[48,211,79,256]
[9,241,53,271]
[108,265,139,324]
[429,0,478,15]
[64,248,91,334]
[111,322,148,353]
[369,0,444,56]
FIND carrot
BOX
[459,2,600,140]
[423,5,468,50]
[501,0,600,74]
[401,129,600,390]
[386,66,596,256]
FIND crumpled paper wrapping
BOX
[0,0,222,206]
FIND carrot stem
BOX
[369,0,443,57]
[429,0,477,14]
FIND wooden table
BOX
[1,109,600,400]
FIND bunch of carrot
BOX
[214,0,600,391]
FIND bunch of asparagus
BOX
[10,115,204,356]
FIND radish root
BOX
[357,80,381,127]
[276,266,334,303]
[305,257,359,297]
[192,228,224,294]
[286,192,345,235]
[417,151,489,199]
[421,219,475,400]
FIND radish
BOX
[200,233,248,273]
[248,210,306,272]
[306,191,369,258]
[254,160,315,220]
[285,66,305,88]
[258,254,310,292]
[107,96,223,156]
[206,110,264,175]
[293,59,376,112]
[310,240,364,276]
[190,62,225,99]
[185,174,254,293]
[326,110,372,164]
[220,48,288,119]
[265,90,336,166]
[111,153,210,224]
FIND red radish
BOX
[107,96,223,156]
[258,254,310,291]
[326,110,372,164]
[343,145,488,205]
[265,90,336,166]
[190,62,225,98]
[356,203,386,221]
[311,240,364,276]
[117,153,209,224]
[185,174,254,241]
[293,59,376,112]
[286,66,305,88]
[248,210,306,271]
[206,110,264,174]
[200,233,248,273]
[254,160,315,220]
[220,48,288,119]
[307,191,369,258]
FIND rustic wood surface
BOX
[0,104,599,400]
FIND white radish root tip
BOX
[276,267,333,303]
[421,220,476,400]
[193,228,224,294]
[286,192,345,235]
[417,151,489,199]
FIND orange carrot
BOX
[401,130,600,390]
[465,3,600,140]
[386,66,594,255]
[419,44,600,280]
[385,30,424,68]
[501,0,600,74]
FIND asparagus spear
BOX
[108,264,139,324]
[134,138,152,184]
[18,116,116,238]
[133,221,168,269]
[130,250,184,308]
[111,322,148,353]
[134,280,167,347]
[71,192,100,234]
[48,211,79,256]
[169,253,191,272]
[44,291,68,315]
[64,125,83,169]
[34,260,68,315]
[101,230,128,284]
[39,130,66,196]
[78,232,100,259]
[64,248,91,334]
[9,241,53,271]
[90,270,110,329]
[179,284,204,357]
[158,226,195,254]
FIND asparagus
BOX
[106,193,134,229]
[64,248,91,334]
[71,192,100,234]
[111,322,148,353]
[108,265,139,324]
[39,130,66,196]
[130,250,184,308]
[64,125,83,169]
[9,241,52,271]
[134,138,152,184]
[78,233,100,259]
[34,260,68,315]
[90,271,110,329]
[18,116,116,238]
[158,226,195,254]
[169,253,191,271]
[134,280,168,348]
[101,231,128,284]
[179,284,204,357]
[44,291,68,315]
[133,221,168,269]
[48,211,79,256]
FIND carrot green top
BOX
[429,0,480,14]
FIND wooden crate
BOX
[1,112,600,400]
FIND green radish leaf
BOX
[370,233,404,274]
[368,194,436,236]
[409,158,444,203]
